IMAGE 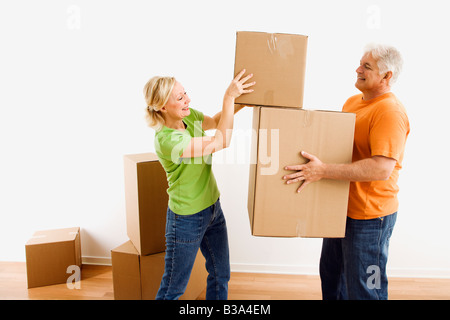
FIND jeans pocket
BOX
[174,212,204,244]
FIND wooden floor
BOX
[1,262,450,300]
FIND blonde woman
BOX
[143,69,255,300]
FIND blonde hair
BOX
[143,76,176,131]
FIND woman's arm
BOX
[181,70,255,158]
[203,105,245,131]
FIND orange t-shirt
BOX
[342,92,410,220]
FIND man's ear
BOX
[383,71,393,82]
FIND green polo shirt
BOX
[155,108,220,215]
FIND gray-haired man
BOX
[284,44,410,300]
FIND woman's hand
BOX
[225,69,255,99]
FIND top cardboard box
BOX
[234,31,308,108]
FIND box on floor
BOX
[111,240,207,300]
[25,227,81,288]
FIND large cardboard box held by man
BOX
[248,107,355,238]
[111,240,207,300]
[25,227,81,288]
[123,153,168,256]
[234,31,308,108]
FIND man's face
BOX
[355,53,386,94]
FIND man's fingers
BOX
[286,176,305,185]
[301,150,316,161]
[284,165,304,171]
[283,171,306,184]
[283,171,301,180]
[297,180,310,193]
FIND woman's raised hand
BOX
[225,69,255,99]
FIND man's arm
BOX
[283,151,396,193]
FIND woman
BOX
[143,69,255,300]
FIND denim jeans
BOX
[156,199,230,300]
[319,212,397,300]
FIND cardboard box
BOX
[111,240,207,300]
[234,31,308,108]
[25,227,81,288]
[124,153,168,256]
[248,107,355,237]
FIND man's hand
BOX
[283,151,325,193]
[283,151,397,193]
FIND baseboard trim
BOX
[231,263,319,275]
[230,263,450,279]
[387,267,450,279]
[81,257,450,279]
[82,256,112,266]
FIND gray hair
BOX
[364,43,403,85]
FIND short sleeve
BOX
[189,108,204,122]
[156,130,192,164]
[370,111,409,161]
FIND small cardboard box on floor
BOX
[123,153,168,256]
[248,107,355,238]
[234,31,308,108]
[111,240,207,300]
[25,227,81,288]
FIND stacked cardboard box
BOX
[111,153,208,300]
[235,31,356,238]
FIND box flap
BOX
[124,153,159,164]
[25,227,80,246]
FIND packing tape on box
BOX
[267,34,278,54]
[31,235,47,239]
[267,33,295,59]
[302,110,312,128]
[295,220,302,237]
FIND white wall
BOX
[1,0,449,278]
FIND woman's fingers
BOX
[234,69,246,81]
[239,72,254,84]
[242,81,256,88]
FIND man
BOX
[283,44,410,300]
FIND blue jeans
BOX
[156,199,230,300]
[319,212,397,300]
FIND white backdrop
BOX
[1,0,449,278]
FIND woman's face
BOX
[162,81,191,121]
